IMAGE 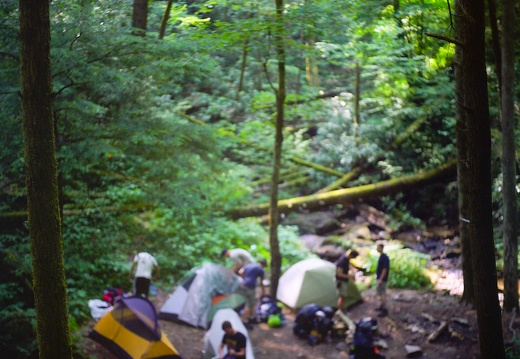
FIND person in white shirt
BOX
[221,247,255,273]
[129,252,160,298]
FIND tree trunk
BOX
[236,38,249,100]
[487,0,502,101]
[19,0,72,357]
[458,0,505,357]
[132,0,148,36]
[500,0,518,313]
[353,61,361,142]
[228,160,456,219]
[454,0,474,306]
[159,0,175,40]
[268,0,286,302]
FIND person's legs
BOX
[376,282,388,316]
[244,288,256,328]
[337,281,349,312]
[135,277,150,297]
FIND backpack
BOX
[293,304,320,339]
[102,287,123,305]
[349,318,385,359]
[257,296,282,323]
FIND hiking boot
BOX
[377,308,388,317]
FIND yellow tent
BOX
[89,296,181,359]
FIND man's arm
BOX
[129,262,136,280]
[336,265,350,281]
[378,267,388,285]
[153,265,160,282]
[218,340,226,358]
[231,346,245,357]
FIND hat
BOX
[220,248,228,257]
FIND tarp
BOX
[89,296,181,359]
[202,308,255,359]
[276,257,362,309]
[159,263,245,329]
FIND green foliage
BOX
[1,0,512,356]
[365,244,432,289]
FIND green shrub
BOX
[365,244,432,289]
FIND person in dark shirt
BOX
[335,249,359,312]
[236,259,267,329]
[375,243,390,317]
[218,321,246,359]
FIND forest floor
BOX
[80,268,501,359]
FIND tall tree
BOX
[133,0,148,35]
[457,0,505,357]
[454,0,475,306]
[500,0,518,312]
[19,0,72,357]
[268,0,286,301]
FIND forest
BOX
[1,0,519,357]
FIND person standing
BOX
[221,247,256,273]
[236,259,267,329]
[129,251,160,298]
[218,321,246,359]
[335,249,359,312]
[375,243,390,317]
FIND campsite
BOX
[81,266,483,359]
[3,1,519,358]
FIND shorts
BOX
[237,285,257,308]
[337,280,350,298]
[376,281,387,295]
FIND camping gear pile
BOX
[159,263,245,329]
[293,303,335,346]
[88,286,125,321]
[256,296,285,328]
[89,296,182,358]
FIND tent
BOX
[89,296,181,359]
[159,263,245,329]
[202,308,255,359]
[276,257,362,309]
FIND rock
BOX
[405,344,423,357]
[342,224,372,241]
[374,338,389,349]
[299,234,326,251]
[335,341,350,352]
[315,244,344,259]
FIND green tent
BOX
[207,293,246,324]
[276,258,362,309]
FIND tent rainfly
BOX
[276,257,362,309]
[89,296,181,359]
[159,263,245,328]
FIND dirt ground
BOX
[81,284,484,359]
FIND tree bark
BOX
[159,0,175,40]
[132,0,148,36]
[458,0,505,356]
[454,0,474,306]
[236,38,249,100]
[19,0,72,357]
[228,160,456,219]
[268,0,286,302]
[500,0,518,313]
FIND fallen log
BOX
[427,321,447,342]
[227,160,457,219]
